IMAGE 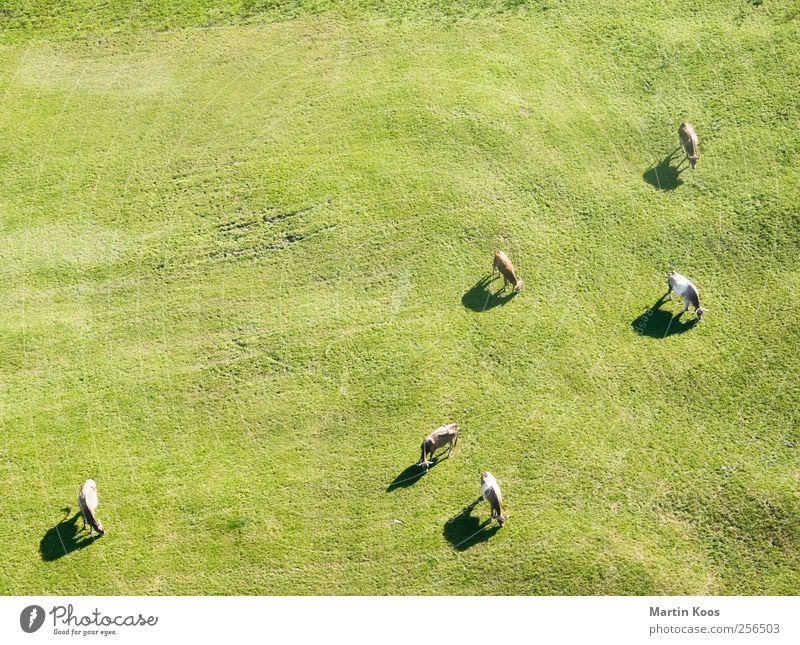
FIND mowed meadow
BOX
[0,1,798,595]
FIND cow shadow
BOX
[443,498,501,551]
[39,509,100,561]
[387,459,443,492]
[461,274,517,312]
[643,149,685,191]
[631,293,699,338]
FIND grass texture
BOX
[0,1,798,594]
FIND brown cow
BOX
[492,251,523,293]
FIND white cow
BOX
[481,471,505,527]
[78,479,105,536]
[667,271,707,320]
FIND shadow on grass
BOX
[387,459,443,492]
[443,498,501,551]
[462,274,517,312]
[643,149,685,191]
[39,509,100,561]
[631,293,698,338]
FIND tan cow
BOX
[418,424,460,470]
[678,122,699,169]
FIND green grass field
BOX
[1,1,798,595]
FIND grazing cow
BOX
[492,251,523,293]
[677,122,699,169]
[481,471,505,527]
[666,271,707,320]
[418,424,460,470]
[78,479,105,537]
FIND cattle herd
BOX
[73,124,705,544]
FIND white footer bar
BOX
[2,596,797,644]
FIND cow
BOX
[418,424,460,470]
[492,251,523,293]
[666,271,707,320]
[677,122,699,169]
[481,471,505,526]
[78,479,105,537]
